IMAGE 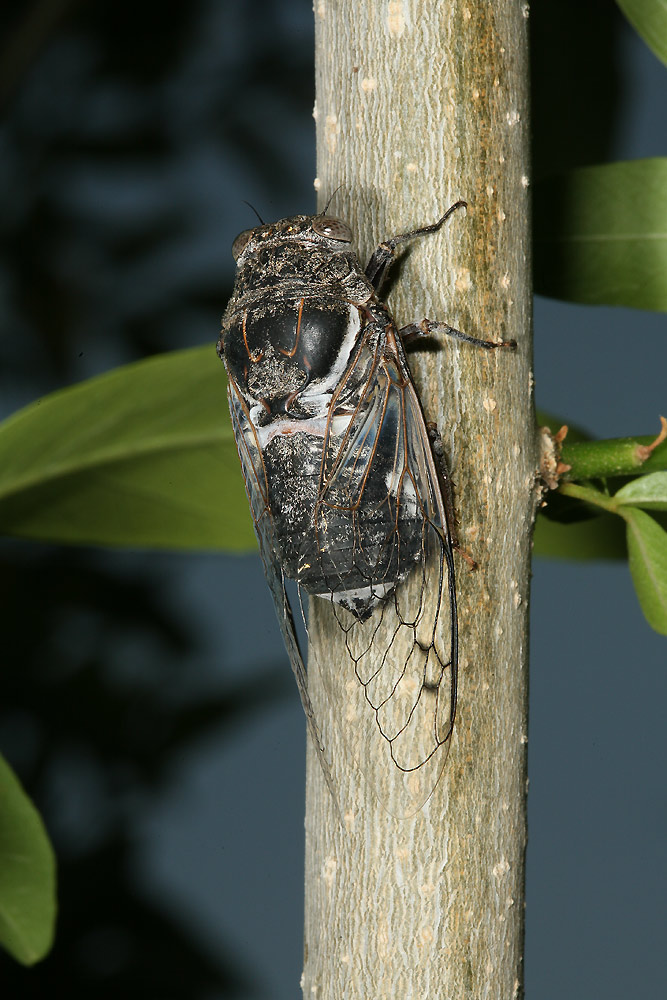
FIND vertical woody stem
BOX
[304,3,537,997]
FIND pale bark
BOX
[304,3,537,998]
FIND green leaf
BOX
[0,755,56,965]
[624,507,667,634]
[616,471,667,510]
[616,0,667,67]
[0,347,256,551]
[534,158,667,310]
[534,508,626,560]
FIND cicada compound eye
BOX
[231,228,254,261]
[312,216,353,243]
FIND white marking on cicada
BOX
[249,305,362,433]
[249,413,329,448]
[322,580,395,610]
[386,466,418,517]
[307,304,363,393]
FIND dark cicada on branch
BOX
[218,203,514,814]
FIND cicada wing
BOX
[226,377,337,802]
[307,328,457,817]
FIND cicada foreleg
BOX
[399,319,516,352]
[364,201,468,289]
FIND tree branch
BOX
[304,3,537,996]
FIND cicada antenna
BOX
[242,201,264,224]
[320,185,344,216]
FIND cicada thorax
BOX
[222,295,360,417]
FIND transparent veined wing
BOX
[226,374,339,805]
[306,322,457,817]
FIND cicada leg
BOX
[399,319,516,351]
[364,201,468,289]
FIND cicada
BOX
[217,202,511,813]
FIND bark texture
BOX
[304,3,537,997]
